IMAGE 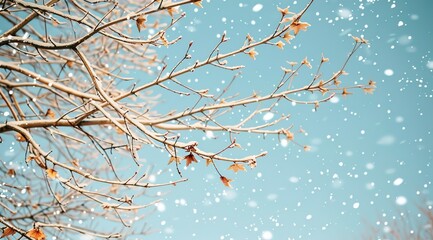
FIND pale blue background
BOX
[1,0,432,239]
[149,0,433,239]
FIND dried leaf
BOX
[205,158,213,166]
[27,228,46,240]
[342,88,352,97]
[303,145,311,151]
[192,0,203,8]
[7,168,16,177]
[277,6,293,15]
[282,32,294,43]
[220,176,232,188]
[290,21,310,35]
[16,133,26,142]
[184,154,198,167]
[227,163,246,173]
[321,55,329,63]
[301,57,312,69]
[45,109,55,119]
[284,130,294,141]
[168,156,181,165]
[166,7,176,17]
[1,227,16,238]
[246,48,258,60]
[276,40,285,49]
[46,168,58,179]
[136,16,146,32]
[66,60,74,68]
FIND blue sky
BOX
[146,0,433,239]
[1,0,432,239]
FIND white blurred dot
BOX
[393,178,404,186]
[396,196,407,206]
[252,4,263,12]
[261,230,273,240]
[384,69,394,76]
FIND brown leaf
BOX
[168,156,181,165]
[16,133,26,142]
[192,0,203,8]
[45,109,55,119]
[283,130,294,141]
[27,228,46,240]
[342,88,352,97]
[227,163,246,173]
[166,7,177,17]
[303,145,311,151]
[205,158,213,166]
[66,60,74,68]
[1,227,16,238]
[184,154,198,167]
[220,176,232,188]
[136,16,146,32]
[46,168,58,179]
[7,168,16,177]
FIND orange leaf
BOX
[66,60,74,68]
[276,40,285,49]
[192,0,202,8]
[27,228,46,240]
[220,176,232,188]
[246,48,258,60]
[290,21,310,35]
[283,130,294,141]
[1,227,16,238]
[282,32,294,43]
[227,163,246,173]
[45,109,55,119]
[16,133,26,142]
[168,156,181,165]
[46,168,58,179]
[205,158,213,166]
